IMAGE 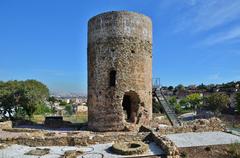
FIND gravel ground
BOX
[0,142,163,158]
[166,131,240,148]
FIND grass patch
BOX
[30,113,88,124]
[64,113,88,123]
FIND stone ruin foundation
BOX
[87,11,153,131]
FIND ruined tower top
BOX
[88,11,152,43]
[87,11,152,131]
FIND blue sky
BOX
[0,0,240,94]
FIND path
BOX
[166,131,240,148]
[0,142,164,158]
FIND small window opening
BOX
[109,70,116,87]
[131,50,135,54]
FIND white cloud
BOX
[174,0,240,32]
[203,27,240,45]
[170,0,240,46]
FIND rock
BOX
[155,116,165,121]
[62,150,83,158]
[24,148,50,156]
[157,124,169,129]
[0,143,8,149]
[0,121,12,129]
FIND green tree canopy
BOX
[186,93,203,107]
[205,93,229,114]
[0,80,49,119]
[176,84,185,91]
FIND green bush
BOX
[180,151,188,158]
[59,101,68,106]
[15,107,28,119]
[34,104,53,115]
[204,93,229,115]
[175,103,182,114]
[65,104,73,115]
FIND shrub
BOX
[65,105,73,115]
[204,93,229,115]
[34,104,53,115]
[180,151,188,158]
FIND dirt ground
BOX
[179,145,234,158]
[220,114,240,128]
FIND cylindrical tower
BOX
[87,11,152,131]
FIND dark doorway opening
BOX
[122,91,140,123]
[109,70,116,87]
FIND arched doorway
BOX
[122,91,140,123]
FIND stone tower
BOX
[87,11,152,131]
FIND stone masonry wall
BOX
[0,121,12,129]
[151,132,180,158]
[157,117,225,135]
[87,11,152,131]
[0,131,149,147]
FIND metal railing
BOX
[153,88,182,126]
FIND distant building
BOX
[65,99,70,104]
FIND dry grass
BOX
[31,113,88,124]
[228,142,240,158]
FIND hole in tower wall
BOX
[109,70,116,87]
[122,91,140,123]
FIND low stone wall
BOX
[0,121,12,129]
[150,132,180,158]
[157,117,225,135]
[0,131,149,146]
[0,129,183,157]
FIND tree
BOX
[186,93,203,110]
[65,104,73,115]
[205,93,229,115]
[59,100,68,106]
[176,84,185,91]
[0,80,49,119]
[179,98,188,107]
[235,92,240,113]
[34,103,53,115]
[0,81,22,119]
[168,86,174,91]
[175,103,182,114]
[168,96,182,114]
[20,80,49,118]
[168,96,177,107]
[0,92,18,119]
[197,83,207,90]
[48,96,58,103]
